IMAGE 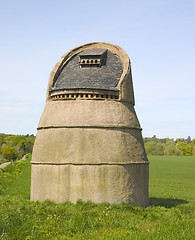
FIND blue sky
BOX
[0,0,195,139]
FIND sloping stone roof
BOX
[51,49,123,92]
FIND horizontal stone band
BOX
[37,126,142,130]
[31,162,149,165]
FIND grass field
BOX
[0,156,194,239]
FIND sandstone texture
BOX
[31,42,149,206]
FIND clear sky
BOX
[0,0,195,139]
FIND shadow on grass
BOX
[149,197,188,208]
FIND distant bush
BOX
[144,136,195,156]
[0,133,35,161]
[144,142,165,155]
[164,143,181,156]
[1,144,17,161]
[177,142,194,156]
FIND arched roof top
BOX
[46,42,134,104]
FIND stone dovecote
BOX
[31,42,149,207]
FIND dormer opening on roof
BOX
[79,48,107,68]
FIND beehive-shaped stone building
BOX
[31,42,149,206]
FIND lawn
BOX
[0,156,194,239]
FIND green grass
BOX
[4,159,31,199]
[0,156,194,239]
[149,156,195,204]
[0,159,27,195]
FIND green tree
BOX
[175,138,185,143]
[164,143,181,156]
[176,142,193,156]
[186,136,191,143]
[0,134,35,158]
[144,142,165,155]
[24,138,34,154]
[1,144,17,161]
[191,139,195,155]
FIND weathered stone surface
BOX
[31,42,149,206]
[31,164,148,206]
[32,128,146,164]
[37,100,141,129]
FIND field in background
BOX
[0,156,194,239]
[149,156,195,205]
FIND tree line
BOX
[0,133,35,161]
[144,135,195,156]
[0,133,195,161]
